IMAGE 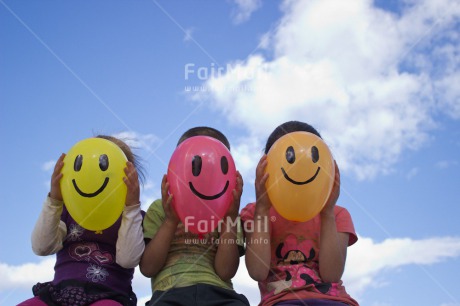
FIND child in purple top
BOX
[18,135,146,306]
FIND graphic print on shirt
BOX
[66,223,85,241]
[68,239,114,283]
[86,262,110,282]
[69,242,114,264]
[267,234,331,295]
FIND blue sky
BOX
[1,0,460,305]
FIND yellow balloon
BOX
[266,131,335,222]
[60,138,128,231]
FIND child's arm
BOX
[32,197,67,255]
[116,204,144,268]
[116,162,145,269]
[245,155,272,281]
[32,154,67,255]
[214,171,243,281]
[319,162,349,282]
[139,175,179,277]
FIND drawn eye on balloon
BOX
[266,132,335,222]
[167,136,236,234]
[60,138,127,231]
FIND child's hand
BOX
[321,161,340,216]
[161,174,179,225]
[226,171,243,221]
[255,155,271,215]
[123,161,140,206]
[49,153,65,201]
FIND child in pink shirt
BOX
[241,121,359,306]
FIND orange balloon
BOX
[266,131,335,222]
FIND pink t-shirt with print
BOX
[241,203,359,306]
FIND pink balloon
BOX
[167,136,236,234]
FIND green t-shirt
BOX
[143,199,244,292]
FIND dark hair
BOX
[265,121,321,154]
[177,126,231,150]
[96,135,146,185]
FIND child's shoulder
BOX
[334,205,351,216]
[143,199,166,233]
[145,199,164,216]
[240,202,256,220]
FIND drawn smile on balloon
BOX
[281,167,320,185]
[189,181,230,200]
[72,178,109,198]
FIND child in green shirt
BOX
[140,127,249,306]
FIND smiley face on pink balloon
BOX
[188,152,231,200]
[167,136,236,234]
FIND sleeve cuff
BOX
[47,194,64,207]
[124,203,141,216]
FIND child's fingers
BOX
[261,172,269,184]
[49,154,66,201]
[256,156,268,179]
[161,174,168,189]
[164,194,176,219]
[236,170,243,184]
[51,162,64,185]
[52,173,63,184]
[123,163,140,195]
[257,172,269,192]
[334,162,340,185]
[123,176,131,189]
[166,194,173,206]
[124,162,138,178]
[234,172,243,195]
[55,153,65,166]
[52,154,65,176]
[162,181,169,195]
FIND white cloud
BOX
[436,160,459,169]
[137,295,152,306]
[233,258,261,306]
[195,0,460,180]
[140,181,160,212]
[345,236,460,300]
[132,267,152,305]
[232,136,264,189]
[235,235,460,305]
[231,0,262,24]
[436,71,460,119]
[41,160,55,189]
[41,160,55,172]
[112,131,160,154]
[2,235,460,305]
[0,258,54,291]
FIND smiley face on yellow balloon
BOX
[266,131,335,222]
[60,138,127,231]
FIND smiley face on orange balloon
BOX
[281,143,321,186]
[266,131,335,222]
[167,136,236,234]
[60,138,128,231]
